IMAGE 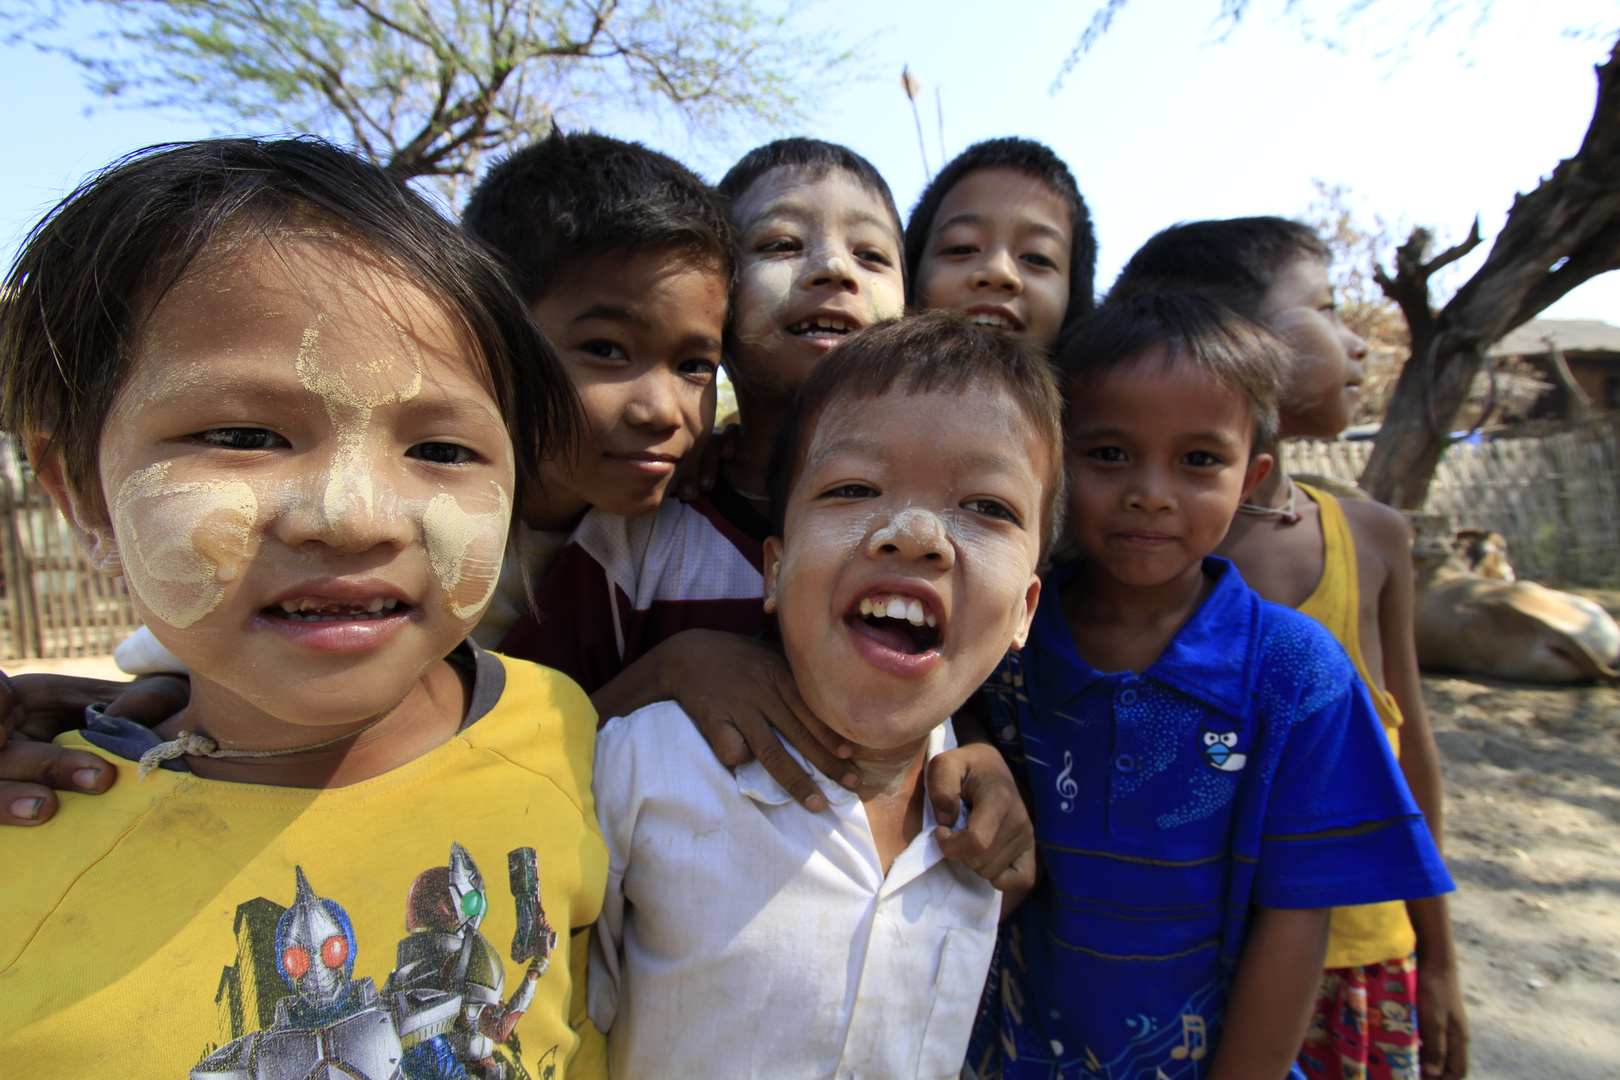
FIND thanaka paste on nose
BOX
[296,317,424,529]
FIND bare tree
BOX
[1360,38,1620,506]
[16,0,840,184]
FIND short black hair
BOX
[462,128,736,304]
[1109,216,1331,320]
[718,138,904,262]
[767,309,1065,555]
[1,136,574,509]
[904,137,1097,332]
[1057,290,1287,452]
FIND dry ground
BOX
[7,647,1619,1077]
[1430,669,1620,1080]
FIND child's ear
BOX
[1010,573,1042,651]
[1241,451,1275,502]
[761,536,784,614]
[28,436,122,577]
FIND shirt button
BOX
[1119,688,1139,706]
[1114,753,1136,773]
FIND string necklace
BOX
[137,713,390,780]
[1237,472,1301,525]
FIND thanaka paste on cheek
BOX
[424,483,511,622]
[112,462,259,629]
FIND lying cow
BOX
[1413,529,1620,683]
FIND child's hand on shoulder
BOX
[928,735,1037,905]
[0,671,189,825]
[598,629,858,811]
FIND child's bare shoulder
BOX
[1337,495,1412,567]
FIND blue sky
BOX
[3,0,1617,318]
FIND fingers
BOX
[6,672,141,742]
[737,712,828,812]
[1,782,56,826]
[0,740,115,826]
[690,713,754,770]
[105,675,191,725]
[926,752,965,830]
[1443,1012,1470,1080]
[1418,1006,1447,1080]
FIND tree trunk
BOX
[1360,37,1620,508]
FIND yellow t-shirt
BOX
[0,651,609,1080]
[1295,483,1418,969]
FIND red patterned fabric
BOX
[1297,954,1421,1080]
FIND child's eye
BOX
[938,244,978,257]
[192,427,288,450]
[820,482,876,500]
[409,442,480,466]
[963,498,1021,526]
[1087,446,1127,463]
[1183,450,1223,468]
[856,247,894,268]
[678,359,717,381]
[583,340,629,361]
[1022,252,1059,270]
[758,237,801,254]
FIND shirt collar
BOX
[1024,556,1260,717]
[735,719,958,813]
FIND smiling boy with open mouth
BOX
[586,311,1064,1079]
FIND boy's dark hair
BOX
[718,138,904,261]
[767,309,1065,554]
[1109,217,1331,321]
[0,136,575,510]
[904,137,1097,331]
[462,128,736,303]
[1057,290,1287,451]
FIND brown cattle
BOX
[1413,530,1620,683]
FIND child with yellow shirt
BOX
[0,138,608,1080]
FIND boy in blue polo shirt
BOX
[966,291,1452,1080]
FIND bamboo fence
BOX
[0,420,1612,661]
[1283,416,1620,587]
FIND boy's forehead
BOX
[799,381,1042,480]
[734,167,900,241]
[934,167,1071,238]
[1068,348,1252,444]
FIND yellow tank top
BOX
[1294,483,1417,968]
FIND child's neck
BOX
[152,659,471,788]
[722,384,792,500]
[850,734,930,876]
[1064,559,1213,675]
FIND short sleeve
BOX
[586,708,645,1033]
[1254,676,1453,909]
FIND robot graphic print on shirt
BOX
[193,844,558,1080]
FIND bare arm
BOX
[1367,503,1470,1080]
[1207,906,1331,1080]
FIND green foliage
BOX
[17,0,841,183]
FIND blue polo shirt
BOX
[966,557,1451,1080]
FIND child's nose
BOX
[803,246,858,291]
[277,452,415,553]
[865,508,955,568]
[624,370,683,432]
[1124,468,1176,512]
[974,249,1021,293]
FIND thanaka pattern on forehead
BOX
[296,313,425,528]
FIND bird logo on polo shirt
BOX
[1198,717,1248,773]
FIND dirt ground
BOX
[1429,666,1620,1080]
[8,642,1619,1077]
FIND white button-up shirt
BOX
[589,701,1000,1080]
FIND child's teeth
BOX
[280,600,299,613]
[926,614,937,628]
[906,599,925,625]
[859,597,872,617]
[885,598,908,620]
[368,598,385,613]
